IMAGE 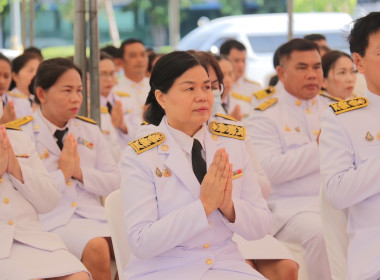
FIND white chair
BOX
[319,186,349,280]
[105,189,130,279]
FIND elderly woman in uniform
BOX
[0,109,89,279]
[120,51,273,280]
[20,58,120,280]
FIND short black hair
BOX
[304,33,326,42]
[349,12,380,57]
[119,38,145,57]
[24,46,43,60]
[101,45,122,59]
[277,38,320,66]
[219,39,246,56]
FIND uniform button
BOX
[66,181,72,186]
[205,259,213,265]
[0,177,3,183]
[8,220,14,226]
[203,243,210,248]
[71,202,77,207]
[3,198,10,204]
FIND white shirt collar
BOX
[38,107,69,136]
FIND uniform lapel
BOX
[33,112,61,156]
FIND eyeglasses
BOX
[212,84,224,96]
[100,71,116,79]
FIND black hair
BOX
[219,39,246,56]
[101,45,122,59]
[100,51,114,62]
[194,51,224,89]
[277,38,320,66]
[33,58,82,104]
[304,33,327,42]
[24,46,43,60]
[144,51,207,126]
[0,52,11,65]
[119,38,145,57]
[349,12,380,57]
[322,50,353,79]
[10,52,42,90]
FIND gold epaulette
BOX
[208,121,245,140]
[253,86,276,100]
[4,124,22,131]
[319,91,343,102]
[8,91,27,99]
[329,97,368,115]
[214,113,237,122]
[140,121,149,125]
[76,115,97,124]
[128,132,165,154]
[115,91,131,98]
[5,116,33,127]
[101,106,108,114]
[255,98,278,111]
[231,91,252,103]
[244,77,261,86]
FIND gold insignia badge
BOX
[4,124,21,131]
[366,132,374,142]
[208,121,246,140]
[231,91,252,103]
[214,113,237,122]
[155,167,162,177]
[5,115,33,128]
[140,121,149,125]
[329,97,368,115]
[75,115,97,125]
[161,144,169,151]
[253,86,276,100]
[115,91,131,98]
[101,106,109,114]
[232,169,243,180]
[255,98,278,111]
[15,154,30,158]
[129,132,166,154]
[162,168,171,177]
[8,91,27,99]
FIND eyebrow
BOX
[296,62,321,66]
[180,79,210,85]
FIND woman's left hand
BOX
[219,163,235,222]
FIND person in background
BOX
[246,38,332,280]
[120,50,273,280]
[24,46,44,60]
[101,45,124,81]
[220,39,262,118]
[304,33,327,47]
[0,119,90,280]
[7,52,42,117]
[146,51,163,78]
[99,51,122,162]
[319,12,380,280]
[321,50,357,101]
[0,53,16,124]
[21,57,120,280]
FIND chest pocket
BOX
[358,144,380,162]
[283,132,309,150]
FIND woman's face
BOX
[99,58,117,97]
[323,56,357,99]
[0,60,11,95]
[156,65,213,136]
[38,69,83,128]
[12,58,40,94]
[218,59,234,99]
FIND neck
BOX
[40,107,68,128]
[124,72,144,83]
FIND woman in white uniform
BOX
[21,58,120,280]
[120,51,273,280]
[0,120,90,279]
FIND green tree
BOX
[294,0,357,14]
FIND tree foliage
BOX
[294,0,357,14]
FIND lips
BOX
[194,107,209,113]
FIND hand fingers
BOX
[207,148,224,176]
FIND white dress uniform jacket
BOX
[319,91,380,280]
[120,116,273,280]
[0,128,89,279]
[2,89,32,119]
[22,109,121,232]
[99,104,121,162]
[230,76,262,119]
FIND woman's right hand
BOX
[58,133,76,182]
[0,125,9,176]
[0,101,16,124]
[200,148,231,216]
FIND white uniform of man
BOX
[319,12,380,280]
[246,38,331,280]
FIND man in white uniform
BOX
[220,40,262,119]
[319,12,380,280]
[246,38,331,280]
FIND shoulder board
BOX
[318,91,343,102]
[231,91,252,103]
[255,97,278,111]
[5,116,33,127]
[244,77,261,86]
[5,124,22,131]
[140,121,149,125]
[8,91,27,99]
[329,97,368,115]
[208,121,245,140]
[115,91,131,98]
[214,113,237,122]
[128,132,165,154]
[253,86,276,100]
[76,116,97,125]
[100,106,108,114]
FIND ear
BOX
[154,89,166,110]
[322,77,328,90]
[276,65,285,82]
[352,52,364,74]
[35,87,46,104]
